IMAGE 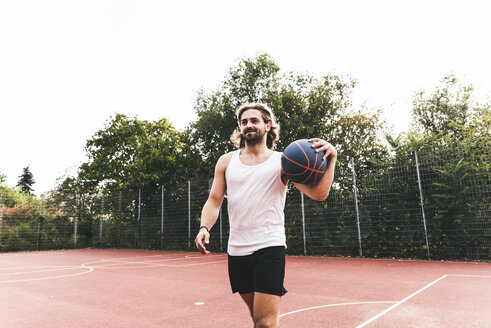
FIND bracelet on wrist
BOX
[199,226,210,233]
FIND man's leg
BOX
[240,292,254,322]
[231,247,286,327]
[250,246,286,327]
[253,292,281,328]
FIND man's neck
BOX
[239,143,273,166]
[243,142,269,156]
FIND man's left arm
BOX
[290,138,337,201]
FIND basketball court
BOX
[1,249,489,327]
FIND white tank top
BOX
[225,150,287,256]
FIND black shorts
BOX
[228,246,287,296]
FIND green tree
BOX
[188,53,387,182]
[50,114,204,249]
[17,166,35,194]
[449,105,491,164]
[187,53,389,257]
[412,74,476,135]
[186,53,280,177]
[382,79,491,259]
[79,113,199,194]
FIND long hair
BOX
[230,103,280,149]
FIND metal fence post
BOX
[138,188,141,248]
[74,193,78,248]
[99,196,104,241]
[118,191,122,248]
[188,181,191,250]
[414,149,431,260]
[161,185,164,250]
[37,217,42,250]
[37,197,44,250]
[301,192,307,256]
[351,157,363,257]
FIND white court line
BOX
[100,254,163,261]
[81,254,226,268]
[447,274,491,278]
[0,266,85,276]
[0,251,65,257]
[78,254,164,266]
[93,253,187,262]
[0,265,93,283]
[279,301,397,318]
[0,265,62,271]
[281,273,490,323]
[105,254,224,265]
[355,274,448,328]
[84,258,227,269]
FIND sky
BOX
[1,0,490,195]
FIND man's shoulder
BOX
[216,151,235,171]
[272,150,284,160]
[219,151,236,161]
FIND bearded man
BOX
[195,103,337,328]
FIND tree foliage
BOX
[377,79,491,259]
[17,166,35,194]
[2,52,488,260]
[188,53,388,184]
[186,54,280,177]
[78,114,199,194]
[412,74,477,135]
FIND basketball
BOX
[281,139,327,184]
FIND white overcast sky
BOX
[1,0,490,195]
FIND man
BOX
[195,103,337,328]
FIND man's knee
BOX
[252,292,280,328]
[254,316,278,328]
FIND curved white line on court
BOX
[0,265,89,276]
[279,301,397,318]
[0,251,65,257]
[0,265,61,271]
[0,265,94,283]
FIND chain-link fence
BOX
[1,150,489,260]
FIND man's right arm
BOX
[194,153,231,255]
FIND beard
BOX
[243,128,266,146]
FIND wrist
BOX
[199,226,210,233]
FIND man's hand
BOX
[195,229,211,255]
[291,138,337,202]
[309,138,338,161]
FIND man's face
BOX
[239,109,271,146]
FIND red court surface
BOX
[1,249,490,327]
